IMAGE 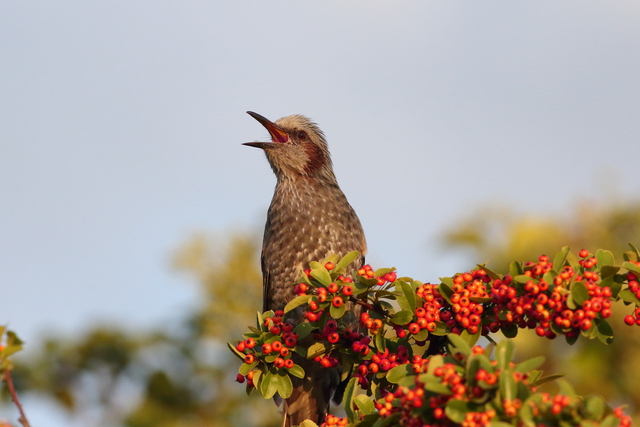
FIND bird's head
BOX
[244,111,337,183]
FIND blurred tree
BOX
[441,199,640,420]
[7,233,280,427]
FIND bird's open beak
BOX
[243,111,289,149]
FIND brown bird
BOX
[244,111,367,427]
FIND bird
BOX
[244,111,367,427]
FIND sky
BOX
[1,1,640,424]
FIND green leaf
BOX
[514,275,534,284]
[306,342,328,359]
[265,353,278,363]
[531,373,564,387]
[276,372,293,399]
[623,251,638,263]
[284,294,312,314]
[623,261,640,276]
[343,377,358,422]
[386,363,413,384]
[477,264,501,280]
[438,281,454,305]
[489,423,516,427]
[298,420,320,427]
[584,395,605,420]
[553,246,571,270]
[424,381,453,395]
[499,369,516,401]
[261,370,279,399]
[336,251,360,271]
[354,394,376,415]
[601,414,620,427]
[445,399,480,423]
[600,265,620,279]
[618,289,640,305]
[430,321,449,336]
[353,281,369,295]
[412,328,429,342]
[465,354,480,386]
[391,310,414,326]
[397,280,416,313]
[622,261,640,275]
[447,333,471,356]
[460,329,481,347]
[330,302,347,319]
[239,360,259,376]
[557,379,576,397]
[294,322,314,339]
[374,267,393,277]
[374,329,386,352]
[372,412,401,427]
[228,342,246,361]
[310,262,332,286]
[322,254,339,266]
[495,339,514,370]
[571,282,589,305]
[288,364,305,379]
[6,331,23,347]
[595,249,615,267]
[599,276,620,297]
[509,261,524,278]
[594,318,614,345]
[501,322,518,338]
[515,356,545,373]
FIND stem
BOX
[4,369,31,427]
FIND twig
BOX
[4,369,31,427]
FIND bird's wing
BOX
[261,251,271,313]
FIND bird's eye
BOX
[297,131,307,140]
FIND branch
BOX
[4,369,31,427]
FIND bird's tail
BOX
[282,357,338,427]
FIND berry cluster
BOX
[357,264,397,285]
[353,346,411,387]
[441,271,491,335]
[232,309,301,387]
[231,247,639,426]
[319,415,348,427]
[406,283,444,337]
[485,252,619,341]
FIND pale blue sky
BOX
[2,1,640,424]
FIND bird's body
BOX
[244,112,366,427]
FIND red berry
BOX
[262,343,272,354]
[328,282,339,293]
[580,318,592,330]
[579,249,589,258]
[271,341,282,352]
[236,373,245,383]
[244,354,255,364]
[236,342,246,352]
[328,332,340,343]
[624,315,636,326]
[325,262,335,271]
[332,296,344,307]
[244,338,256,349]
[285,336,297,347]
[408,323,421,334]
[270,326,281,335]
[284,359,294,369]
[342,285,353,296]
[383,272,397,283]
[273,357,285,368]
